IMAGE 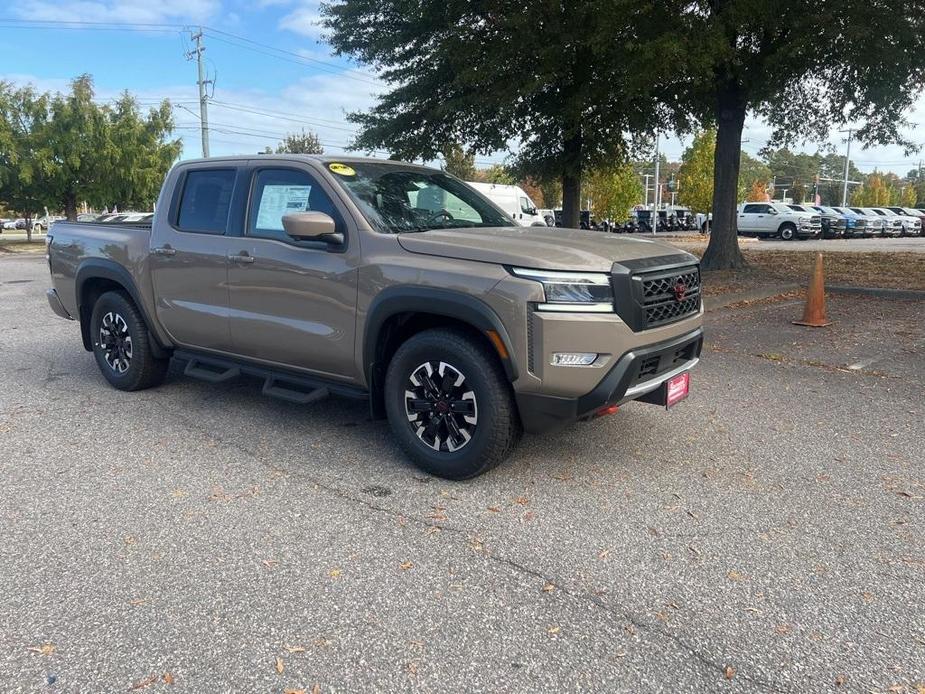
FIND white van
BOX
[466,182,547,226]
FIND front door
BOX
[149,166,239,352]
[226,165,359,381]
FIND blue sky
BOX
[1,0,923,176]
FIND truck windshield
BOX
[326,161,515,233]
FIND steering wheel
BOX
[424,208,455,225]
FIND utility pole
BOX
[643,175,652,207]
[839,128,854,206]
[652,133,661,234]
[187,29,212,158]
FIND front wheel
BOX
[384,328,521,480]
[779,223,797,241]
[90,291,169,391]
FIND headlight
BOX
[511,268,613,312]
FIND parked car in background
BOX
[883,207,923,236]
[465,182,546,226]
[847,207,885,236]
[864,208,903,237]
[793,204,843,238]
[829,207,871,238]
[76,213,100,223]
[537,208,557,227]
[736,202,821,240]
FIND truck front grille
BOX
[637,267,702,329]
[610,255,703,332]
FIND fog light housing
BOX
[550,352,598,366]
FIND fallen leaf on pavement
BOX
[285,645,306,653]
[521,511,535,522]
[541,582,555,593]
[727,570,747,582]
[275,657,285,674]
[724,665,735,680]
[128,674,158,690]
[262,559,278,569]
[284,689,306,694]
[27,644,55,656]
[514,496,529,505]
[486,506,500,513]
[598,549,610,560]
[547,625,560,635]
[162,673,175,685]
[834,674,846,686]
[400,561,413,570]
[328,568,342,578]
[312,685,322,694]
[129,598,148,606]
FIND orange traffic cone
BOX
[793,252,832,327]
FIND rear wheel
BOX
[90,291,169,391]
[385,328,521,480]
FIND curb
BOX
[827,285,925,300]
[704,284,800,312]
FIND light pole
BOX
[839,128,854,206]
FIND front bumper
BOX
[47,288,73,320]
[515,327,704,434]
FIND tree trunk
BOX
[560,130,583,229]
[64,193,78,222]
[701,87,747,270]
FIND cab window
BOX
[176,169,236,234]
[247,168,343,244]
[742,204,768,214]
[519,196,535,214]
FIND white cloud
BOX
[11,0,219,25]
[278,2,324,39]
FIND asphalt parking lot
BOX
[1,254,923,693]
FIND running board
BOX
[173,349,365,404]
[262,377,329,404]
[184,358,241,383]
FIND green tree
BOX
[0,82,52,240]
[106,92,182,211]
[853,172,893,206]
[322,1,669,228]
[659,0,925,269]
[471,164,515,185]
[738,152,771,201]
[276,129,324,154]
[899,184,917,207]
[441,143,477,180]
[1,76,180,225]
[587,164,643,221]
[677,130,716,214]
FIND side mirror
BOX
[282,211,339,242]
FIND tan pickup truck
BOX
[46,155,703,479]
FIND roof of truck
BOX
[178,154,435,169]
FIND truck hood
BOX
[396,226,693,272]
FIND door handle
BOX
[228,252,255,264]
[152,246,176,256]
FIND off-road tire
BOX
[384,328,521,480]
[779,223,797,241]
[90,291,169,391]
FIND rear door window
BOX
[742,204,768,214]
[176,169,237,234]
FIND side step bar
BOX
[175,349,367,405]
[184,358,241,383]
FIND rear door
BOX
[149,165,242,352]
[226,162,360,380]
[738,203,769,233]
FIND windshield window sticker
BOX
[256,185,312,231]
[328,162,356,177]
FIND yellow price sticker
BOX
[328,162,356,176]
